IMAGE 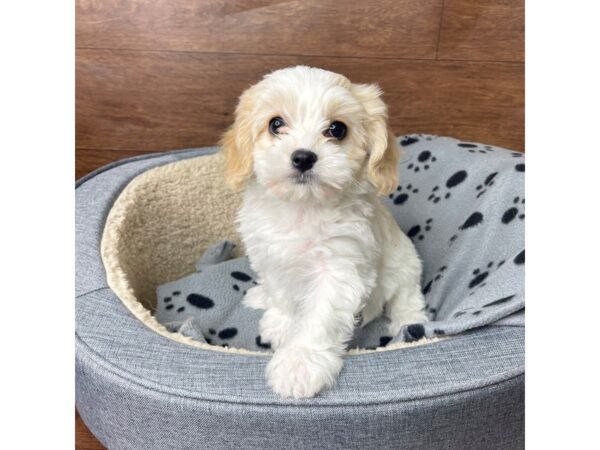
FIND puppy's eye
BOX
[269,117,285,135]
[324,121,347,140]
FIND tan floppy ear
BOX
[220,86,257,191]
[351,83,400,195]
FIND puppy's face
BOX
[222,66,399,202]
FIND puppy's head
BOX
[221,66,399,202]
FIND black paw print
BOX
[452,307,483,318]
[389,183,419,205]
[427,185,442,203]
[422,265,447,295]
[502,197,525,224]
[186,293,215,309]
[449,211,484,245]
[406,150,437,173]
[407,218,433,241]
[231,271,258,295]
[468,260,506,293]
[515,163,525,172]
[475,172,498,198]
[453,295,517,318]
[428,170,468,203]
[483,294,515,308]
[255,335,272,350]
[514,249,525,265]
[163,300,186,314]
[458,142,494,154]
[403,324,426,342]
[206,327,239,347]
[163,290,213,313]
[400,136,419,146]
[162,290,188,314]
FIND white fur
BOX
[226,66,427,398]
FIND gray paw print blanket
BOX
[155,135,525,351]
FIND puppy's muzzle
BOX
[291,149,318,173]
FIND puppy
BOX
[221,66,427,398]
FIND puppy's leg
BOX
[245,284,294,348]
[266,260,366,399]
[243,284,268,310]
[258,307,294,349]
[360,284,385,327]
[385,283,428,336]
[380,231,428,336]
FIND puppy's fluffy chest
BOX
[240,183,379,250]
[238,183,383,296]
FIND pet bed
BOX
[76,135,524,449]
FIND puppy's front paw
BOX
[243,285,267,310]
[266,347,343,399]
[388,310,429,337]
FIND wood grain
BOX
[76,0,443,59]
[76,410,105,450]
[77,50,523,155]
[438,0,524,61]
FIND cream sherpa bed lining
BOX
[100,152,437,355]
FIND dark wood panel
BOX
[76,410,105,450]
[76,148,152,179]
[438,0,524,61]
[77,50,523,152]
[76,0,443,59]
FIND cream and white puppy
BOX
[222,66,427,398]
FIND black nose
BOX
[291,149,318,173]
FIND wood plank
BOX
[76,410,105,450]
[76,148,152,179]
[76,0,443,59]
[77,50,523,152]
[438,0,524,62]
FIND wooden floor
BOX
[75,0,523,447]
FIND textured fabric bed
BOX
[154,135,524,351]
[75,135,525,449]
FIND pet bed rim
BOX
[76,330,524,406]
[90,148,438,356]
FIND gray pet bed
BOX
[76,135,524,449]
